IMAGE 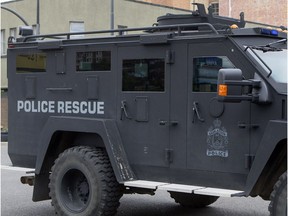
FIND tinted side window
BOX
[122,59,165,92]
[16,53,46,73]
[76,51,111,71]
[193,56,234,92]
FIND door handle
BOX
[159,120,178,126]
[170,121,179,126]
[120,100,132,120]
[192,101,205,123]
[159,120,168,126]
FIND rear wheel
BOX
[49,146,123,216]
[170,192,219,208]
[269,171,287,216]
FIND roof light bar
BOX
[260,28,278,36]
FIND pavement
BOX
[1,142,270,216]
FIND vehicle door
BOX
[117,45,171,181]
[186,40,252,188]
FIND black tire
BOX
[170,191,219,208]
[49,146,123,216]
[269,171,287,216]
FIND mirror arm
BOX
[224,80,261,88]
[218,79,261,103]
[220,94,259,102]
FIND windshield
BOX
[247,48,287,84]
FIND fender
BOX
[35,116,135,183]
[244,120,287,195]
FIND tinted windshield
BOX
[248,48,287,84]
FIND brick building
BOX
[141,0,287,27]
[219,0,287,27]
[141,0,218,12]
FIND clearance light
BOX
[260,28,278,36]
[230,24,239,29]
[270,30,279,36]
[218,84,228,97]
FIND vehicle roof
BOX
[8,3,287,48]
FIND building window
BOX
[76,51,111,72]
[1,29,6,56]
[122,59,165,92]
[210,2,219,15]
[193,56,234,92]
[32,25,38,35]
[9,28,17,38]
[70,21,85,38]
[16,53,47,73]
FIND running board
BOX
[124,180,244,197]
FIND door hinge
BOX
[166,50,175,64]
[238,122,259,129]
[165,149,173,164]
[245,154,255,169]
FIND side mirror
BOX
[217,68,242,101]
[217,68,267,103]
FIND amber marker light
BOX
[230,24,239,29]
[218,84,228,96]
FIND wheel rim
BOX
[60,169,90,213]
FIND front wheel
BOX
[49,146,123,216]
[269,171,287,216]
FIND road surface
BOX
[1,142,270,216]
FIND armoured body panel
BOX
[7,4,287,215]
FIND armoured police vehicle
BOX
[7,4,287,216]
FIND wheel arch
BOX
[32,116,135,202]
[245,120,287,198]
[250,138,287,199]
[38,131,106,174]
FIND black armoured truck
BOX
[7,4,287,216]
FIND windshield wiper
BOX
[248,45,282,53]
[247,39,287,53]
[266,38,287,47]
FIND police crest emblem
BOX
[207,119,228,157]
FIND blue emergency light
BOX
[260,28,279,36]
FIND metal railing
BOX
[21,23,219,42]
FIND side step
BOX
[124,180,244,197]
